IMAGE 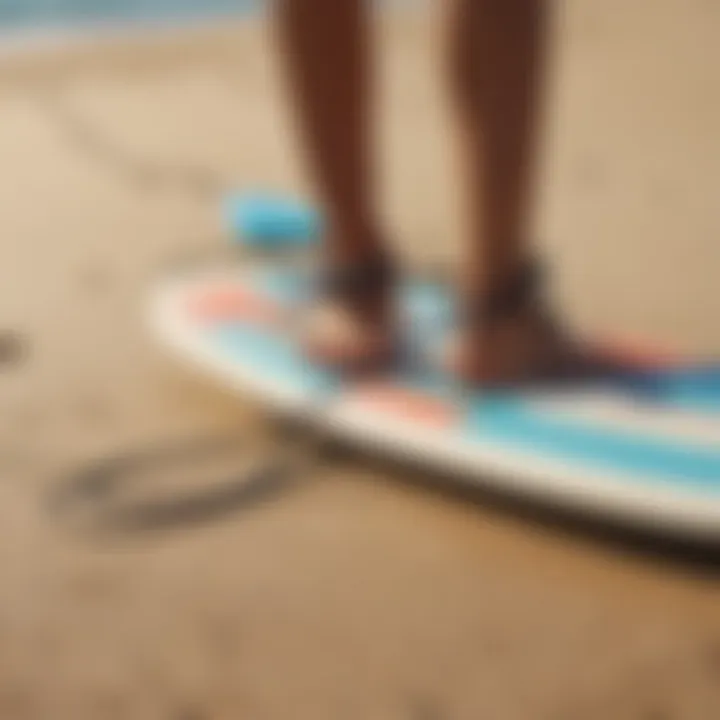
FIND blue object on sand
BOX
[224,192,322,250]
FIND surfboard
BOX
[151,261,720,540]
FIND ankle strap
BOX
[464,259,542,326]
[321,254,395,301]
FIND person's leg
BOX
[276,0,393,367]
[447,0,565,383]
[276,0,381,263]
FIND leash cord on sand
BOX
[46,254,342,536]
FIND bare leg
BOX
[276,0,382,263]
[447,0,565,383]
[275,0,393,367]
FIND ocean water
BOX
[0,0,259,30]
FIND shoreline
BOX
[0,0,422,64]
[0,6,262,59]
[0,2,421,85]
[0,14,269,86]
[0,0,422,61]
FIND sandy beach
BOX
[1,1,719,717]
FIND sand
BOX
[0,1,719,718]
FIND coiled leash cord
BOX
[47,239,343,535]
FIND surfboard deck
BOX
[150,262,720,540]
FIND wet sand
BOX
[1,1,719,718]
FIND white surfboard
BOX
[150,262,720,540]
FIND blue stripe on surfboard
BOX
[206,322,720,493]
[465,398,720,492]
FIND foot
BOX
[304,252,396,373]
[448,261,611,387]
[451,313,596,387]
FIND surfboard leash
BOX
[45,250,346,536]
